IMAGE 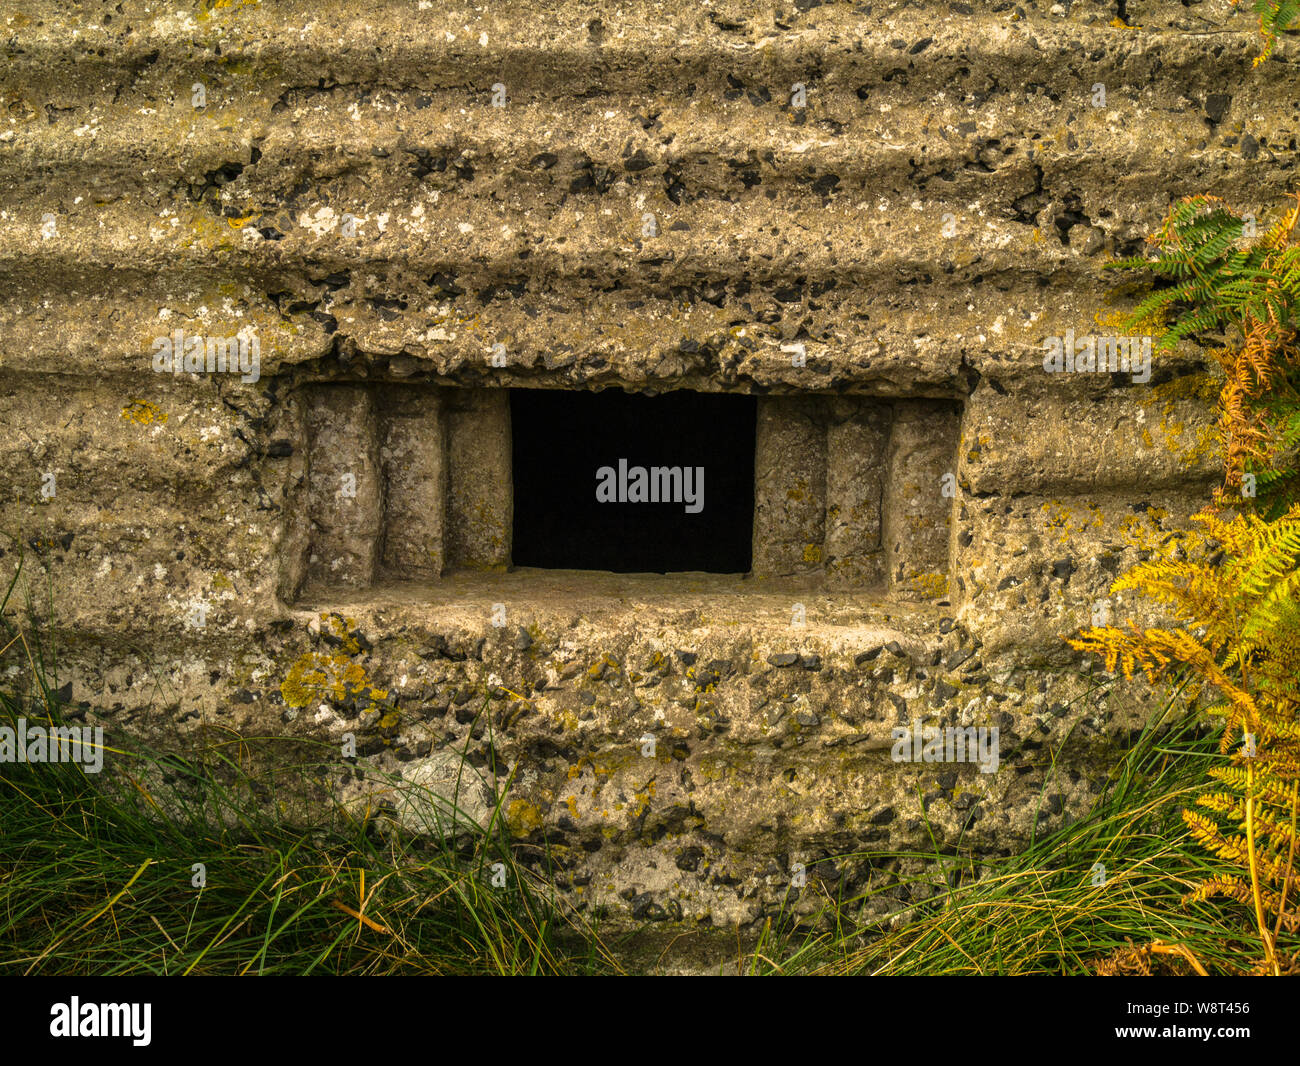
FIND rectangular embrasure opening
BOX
[509,388,756,574]
[290,383,960,603]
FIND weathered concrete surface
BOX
[753,397,829,577]
[825,399,890,589]
[304,384,383,588]
[445,388,512,571]
[375,386,445,581]
[1,0,1295,938]
[883,400,961,599]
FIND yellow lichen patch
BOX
[1139,373,1221,468]
[630,779,657,820]
[802,543,823,564]
[121,400,167,426]
[908,571,949,598]
[1118,508,1172,552]
[1091,307,1156,335]
[1041,500,1104,543]
[587,654,620,679]
[281,652,366,708]
[280,614,386,709]
[505,799,544,836]
[320,612,365,655]
[1149,371,1221,405]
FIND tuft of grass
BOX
[745,683,1297,975]
[0,553,619,976]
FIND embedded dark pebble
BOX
[944,647,974,671]
[1204,92,1231,124]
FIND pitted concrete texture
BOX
[1,0,1294,934]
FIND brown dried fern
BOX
[1072,507,1300,972]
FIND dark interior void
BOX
[510,389,756,573]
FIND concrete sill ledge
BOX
[294,568,950,636]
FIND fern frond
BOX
[1184,874,1255,910]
